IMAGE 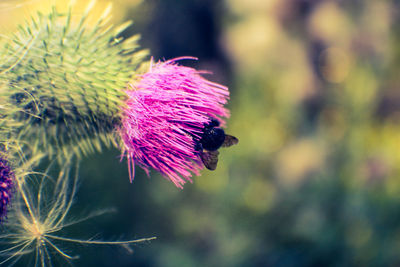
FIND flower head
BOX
[119,57,230,188]
[0,156,14,220]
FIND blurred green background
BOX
[3,0,400,266]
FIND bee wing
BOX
[201,150,219,170]
[221,134,239,147]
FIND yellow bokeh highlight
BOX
[225,14,284,71]
[320,47,353,83]
[275,51,315,104]
[276,139,326,185]
[344,67,378,109]
[226,0,279,15]
[361,2,391,58]
[0,0,142,34]
[308,1,352,46]
[242,178,276,214]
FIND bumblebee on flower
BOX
[119,57,237,188]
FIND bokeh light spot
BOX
[320,47,352,83]
[242,178,276,214]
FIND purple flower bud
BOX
[119,58,230,188]
[0,157,14,220]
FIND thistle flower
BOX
[119,57,230,188]
[0,156,14,220]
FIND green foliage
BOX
[91,1,400,267]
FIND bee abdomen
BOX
[201,128,225,151]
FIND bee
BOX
[195,119,239,170]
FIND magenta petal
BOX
[119,58,230,188]
[0,157,14,221]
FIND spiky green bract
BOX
[0,157,155,266]
[0,6,148,159]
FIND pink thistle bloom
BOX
[119,57,230,188]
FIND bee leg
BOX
[194,141,203,152]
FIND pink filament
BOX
[119,58,230,188]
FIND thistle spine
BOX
[0,6,148,159]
